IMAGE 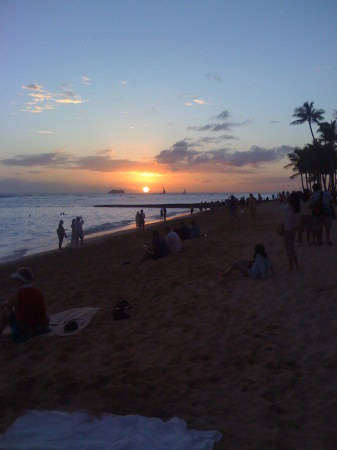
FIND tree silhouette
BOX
[290,101,325,142]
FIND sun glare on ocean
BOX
[142,186,149,193]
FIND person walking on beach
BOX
[282,191,301,270]
[56,220,67,249]
[0,267,49,341]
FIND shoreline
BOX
[1,201,336,449]
[0,209,197,266]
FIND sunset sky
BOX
[1,0,336,194]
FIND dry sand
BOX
[0,201,336,449]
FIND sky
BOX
[0,0,336,194]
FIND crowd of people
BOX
[2,185,335,343]
[279,183,335,271]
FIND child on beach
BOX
[222,244,274,279]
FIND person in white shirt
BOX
[165,226,182,253]
[222,244,274,279]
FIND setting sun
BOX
[142,186,149,193]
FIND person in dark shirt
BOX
[142,230,170,260]
[179,221,191,240]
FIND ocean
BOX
[0,192,276,264]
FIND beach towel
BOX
[2,307,99,338]
[48,307,99,336]
[0,410,222,450]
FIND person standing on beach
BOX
[310,184,333,245]
[0,267,49,341]
[139,210,145,230]
[135,211,140,229]
[56,220,67,249]
[282,191,301,270]
[248,193,257,219]
[75,216,84,246]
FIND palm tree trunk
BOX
[309,120,315,142]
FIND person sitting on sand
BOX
[179,221,191,240]
[223,244,274,279]
[142,230,170,260]
[0,267,49,341]
[190,220,201,238]
[165,226,182,253]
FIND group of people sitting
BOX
[142,220,202,260]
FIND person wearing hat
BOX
[0,267,49,341]
[57,220,67,249]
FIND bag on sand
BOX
[276,222,285,237]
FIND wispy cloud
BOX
[31,130,57,134]
[206,72,223,83]
[313,65,330,71]
[20,82,88,113]
[188,110,250,132]
[81,76,91,85]
[0,151,154,173]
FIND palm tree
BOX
[318,120,337,190]
[290,101,325,142]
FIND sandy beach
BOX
[0,201,336,449]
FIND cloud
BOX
[193,98,208,105]
[1,153,70,167]
[0,151,155,173]
[313,65,330,71]
[206,72,223,83]
[188,110,250,132]
[195,135,238,146]
[214,110,231,120]
[81,76,91,85]
[22,83,43,91]
[155,141,293,172]
[19,82,88,113]
[31,130,57,134]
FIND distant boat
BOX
[108,189,125,194]
[162,186,166,194]
[182,189,186,194]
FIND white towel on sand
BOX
[2,307,99,337]
[0,410,222,450]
